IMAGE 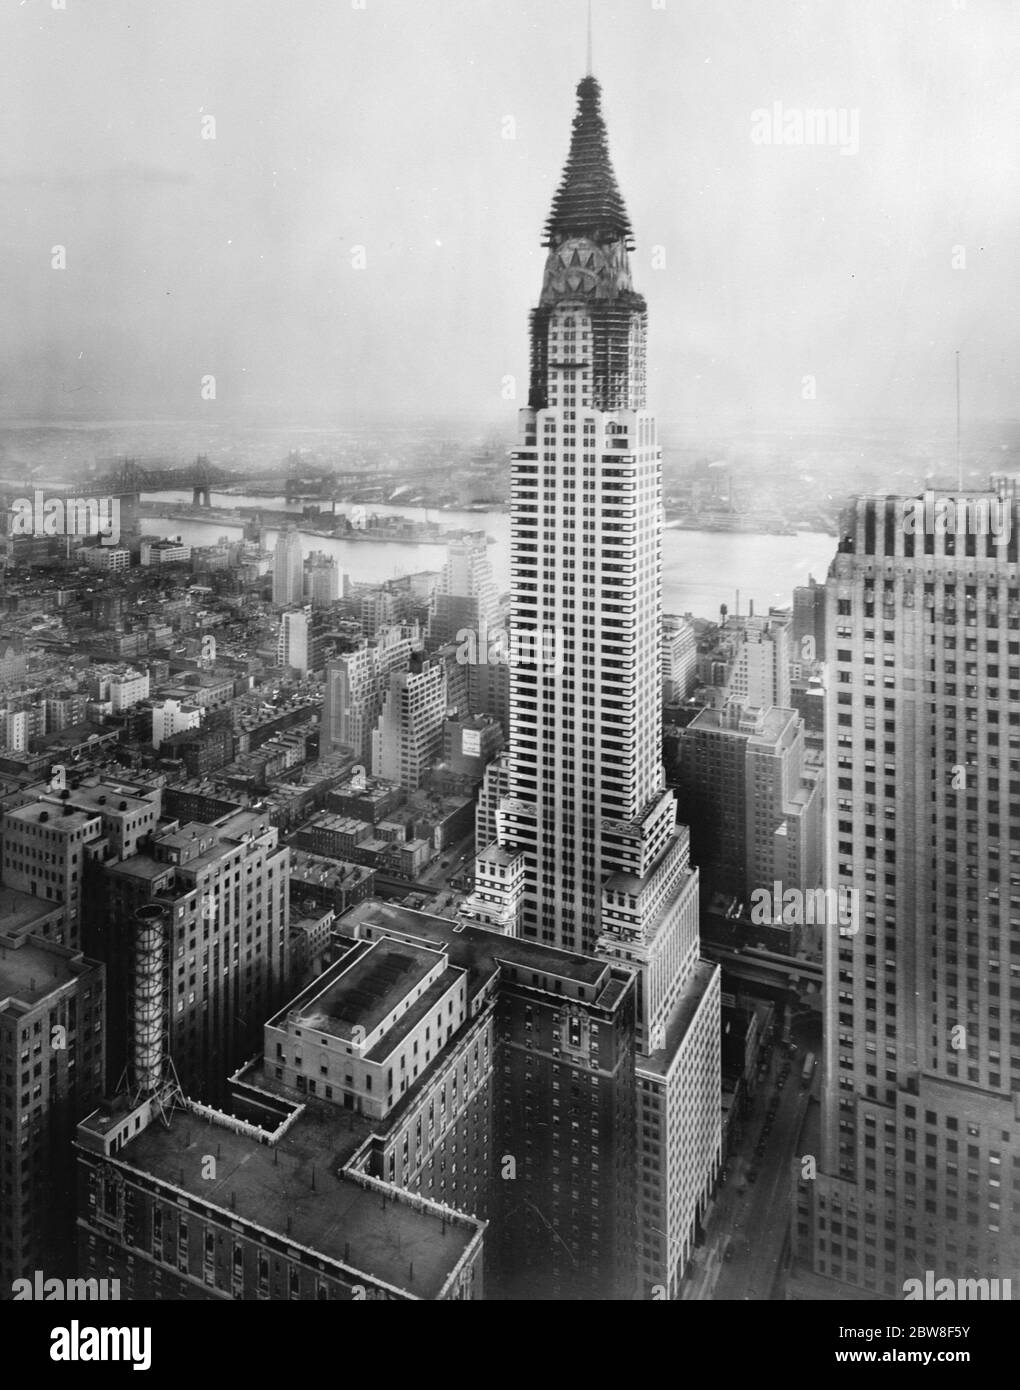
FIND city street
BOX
[687,1012,820,1300]
[419,832,475,889]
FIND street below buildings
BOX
[685,1010,820,1300]
[417,831,475,890]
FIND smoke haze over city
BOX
[3,0,1020,430]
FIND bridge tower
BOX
[191,454,213,507]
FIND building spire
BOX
[543,75,634,248]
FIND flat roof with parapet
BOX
[118,1101,479,1298]
[157,822,220,852]
[365,972,463,1063]
[4,800,100,830]
[638,958,720,1079]
[604,838,695,902]
[687,704,797,745]
[277,937,446,1042]
[0,887,64,938]
[106,855,171,884]
[216,809,276,842]
[64,784,156,814]
[343,838,387,857]
[0,934,93,1008]
[154,823,245,875]
[342,900,621,1007]
[475,844,520,867]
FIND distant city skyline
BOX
[3,0,1019,432]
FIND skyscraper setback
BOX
[474,72,722,1295]
[478,74,679,956]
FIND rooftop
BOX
[476,844,520,868]
[0,888,64,939]
[279,938,444,1042]
[343,900,621,1008]
[64,783,156,815]
[117,1097,480,1296]
[4,799,100,830]
[107,855,171,885]
[0,933,95,1009]
[366,972,463,1063]
[217,809,277,843]
[157,822,221,854]
[686,704,798,745]
[638,959,721,1078]
[290,851,372,888]
[307,813,370,835]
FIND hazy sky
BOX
[2,0,1019,429]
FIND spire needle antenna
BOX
[956,349,962,493]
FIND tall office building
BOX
[796,485,1020,1297]
[0,931,105,1287]
[307,552,342,609]
[277,607,310,673]
[372,655,447,792]
[696,611,792,711]
[428,539,507,730]
[87,808,290,1106]
[1,778,163,951]
[480,73,671,955]
[428,539,501,651]
[470,71,722,1296]
[2,799,104,949]
[324,623,420,766]
[662,614,697,705]
[272,524,304,607]
[793,573,827,662]
[678,702,822,903]
[360,588,398,640]
[277,605,326,674]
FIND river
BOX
[140,491,837,620]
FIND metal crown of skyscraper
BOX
[543,76,635,249]
[529,77,647,415]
